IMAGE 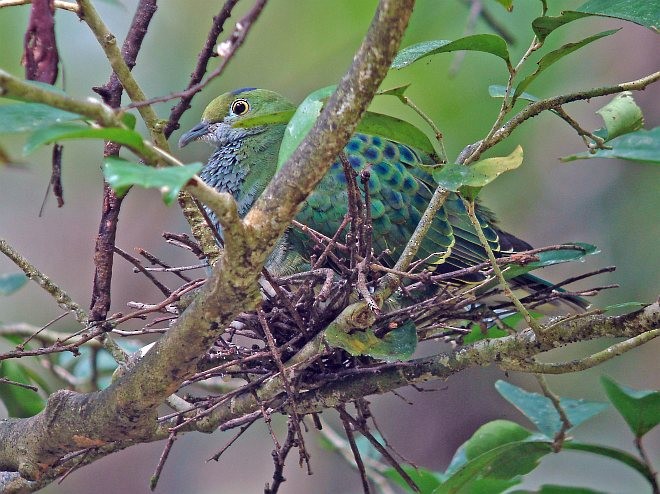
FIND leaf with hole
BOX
[103,157,202,205]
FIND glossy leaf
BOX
[356,111,435,155]
[103,157,202,205]
[495,380,608,438]
[0,103,82,134]
[601,376,660,437]
[392,34,511,69]
[503,243,599,279]
[324,319,417,362]
[595,92,644,141]
[278,85,335,170]
[24,122,147,155]
[0,361,45,417]
[383,465,445,493]
[445,420,533,476]
[514,30,619,101]
[440,421,550,493]
[561,127,660,164]
[532,12,592,42]
[0,272,28,296]
[432,145,523,191]
[574,0,660,32]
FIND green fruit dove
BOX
[179,88,587,313]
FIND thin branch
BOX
[0,0,78,12]
[0,238,88,324]
[502,328,659,374]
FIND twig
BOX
[131,0,269,110]
[0,0,78,12]
[463,200,542,332]
[149,428,179,491]
[163,0,241,138]
[535,374,571,451]
[502,328,659,374]
[113,246,171,297]
[0,238,88,324]
[338,405,372,494]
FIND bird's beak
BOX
[178,121,211,148]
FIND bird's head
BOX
[178,88,295,149]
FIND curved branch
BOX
[0,0,415,489]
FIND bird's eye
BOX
[231,99,250,116]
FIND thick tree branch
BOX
[0,0,415,489]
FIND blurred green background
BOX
[0,1,657,492]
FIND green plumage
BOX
[179,88,586,311]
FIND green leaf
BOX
[274,85,436,168]
[432,145,523,191]
[563,442,656,486]
[0,103,82,135]
[503,243,599,279]
[561,127,660,164]
[494,0,514,12]
[376,83,412,99]
[383,465,445,494]
[0,361,46,417]
[24,122,146,155]
[532,12,592,43]
[574,0,660,32]
[488,84,540,103]
[514,30,619,101]
[510,485,607,494]
[595,92,644,141]
[463,324,508,344]
[356,111,435,155]
[445,420,534,476]
[495,380,608,438]
[102,157,202,205]
[277,85,336,170]
[0,272,28,296]
[440,421,550,493]
[603,302,647,314]
[121,111,137,130]
[601,376,660,437]
[392,34,511,69]
[324,319,417,362]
